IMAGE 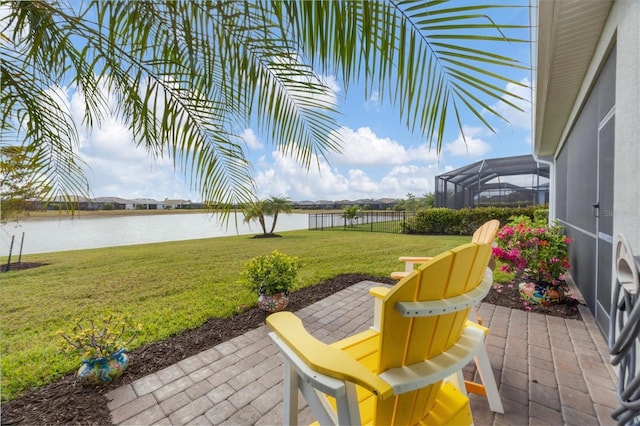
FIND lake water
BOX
[0,213,309,255]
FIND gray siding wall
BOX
[554,47,616,337]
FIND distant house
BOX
[93,197,132,210]
[48,196,96,210]
[376,198,398,210]
[132,198,166,210]
[164,199,192,209]
[292,200,319,210]
[535,0,639,339]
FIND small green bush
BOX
[239,250,301,295]
[533,208,549,223]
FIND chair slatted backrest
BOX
[375,243,492,425]
[472,219,500,244]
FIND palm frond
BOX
[1,0,529,208]
[272,0,529,149]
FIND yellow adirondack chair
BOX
[267,242,493,425]
[386,219,504,414]
[390,219,501,280]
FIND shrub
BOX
[56,314,141,360]
[492,215,572,287]
[403,206,547,235]
[239,250,301,295]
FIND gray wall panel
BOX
[597,48,617,122]
[565,95,597,233]
[566,227,597,313]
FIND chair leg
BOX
[283,360,299,424]
[470,342,504,414]
[335,382,361,425]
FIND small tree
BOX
[265,196,292,235]
[420,193,435,209]
[242,201,268,235]
[241,196,292,237]
[342,206,359,227]
[1,146,46,222]
[404,193,418,213]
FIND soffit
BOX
[535,0,614,157]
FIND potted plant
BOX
[56,314,141,386]
[240,250,301,312]
[492,215,573,305]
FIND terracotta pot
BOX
[258,292,289,312]
[76,348,129,386]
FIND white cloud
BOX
[252,168,292,198]
[321,75,341,97]
[379,165,439,196]
[493,77,533,130]
[254,151,350,200]
[328,127,441,167]
[444,127,492,157]
[406,144,441,163]
[346,169,379,194]
[240,128,263,150]
[65,85,199,201]
[364,90,380,110]
[80,119,144,161]
[313,73,340,107]
[250,123,447,201]
[253,146,442,201]
[329,127,408,166]
[77,119,194,199]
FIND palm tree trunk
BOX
[258,214,267,235]
[269,212,279,234]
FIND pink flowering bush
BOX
[493,216,572,287]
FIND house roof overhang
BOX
[534,0,614,157]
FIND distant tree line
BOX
[392,193,435,212]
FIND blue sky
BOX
[51,2,534,203]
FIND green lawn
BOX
[0,230,468,401]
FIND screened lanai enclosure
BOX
[435,155,550,209]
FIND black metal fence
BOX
[308,211,414,234]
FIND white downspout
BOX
[533,156,554,224]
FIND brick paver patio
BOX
[107,281,619,425]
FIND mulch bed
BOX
[0,262,49,272]
[482,281,582,320]
[1,271,584,425]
